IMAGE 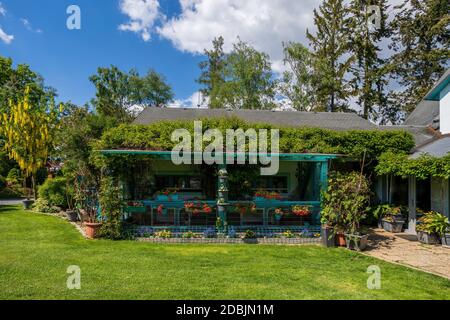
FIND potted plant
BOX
[379,205,405,233]
[292,205,310,217]
[274,208,284,222]
[242,229,257,243]
[321,172,372,250]
[416,211,449,245]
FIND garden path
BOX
[365,229,450,280]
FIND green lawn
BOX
[0,205,449,300]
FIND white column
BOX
[407,175,417,234]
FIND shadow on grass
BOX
[0,205,22,214]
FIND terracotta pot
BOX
[84,222,102,239]
[335,233,346,247]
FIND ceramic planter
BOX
[442,233,450,247]
[321,226,335,248]
[335,233,346,247]
[85,222,102,239]
[382,219,404,233]
[417,231,440,245]
[65,210,78,222]
[22,199,34,210]
[344,234,369,251]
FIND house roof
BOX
[403,100,440,128]
[410,135,450,159]
[379,125,437,146]
[134,108,378,131]
[424,69,450,101]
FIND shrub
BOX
[203,227,217,238]
[417,211,450,236]
[6,168,20,185]
[321,172,372,234]
[99,176,124,240]
[0,186,24,199]
[32,198,60,213]
[0,176,6,189]
[38,177,71,208]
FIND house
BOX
[99,69,450,234]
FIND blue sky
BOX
[0,0,205,106]
[0,0,403,108]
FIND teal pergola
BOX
[100,150,341,228]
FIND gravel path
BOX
[365,229,450,280]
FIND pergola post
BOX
[217,164,229,232]
[407,175,417,234]
[317,160,329,224]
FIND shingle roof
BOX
[404,100,440,128]
[410,135,450,159]
[379,125,437,146]
[133,108,378,131]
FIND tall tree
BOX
[90,66,174,123]
[221,40,276,110]
[348,0,391,122]
[279,42,318,111]
[389,0,450,114]
[307,0,355,112]
[0,56,56,114]
[0,88,62,199]
[197,37,227,108]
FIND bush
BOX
[99,176,124,240]
[321,172,372,234]
[32,198,61,213]
[6,168,21,185]
[0,176,6,189]
[38,177,70,208]
[0,186,24,199]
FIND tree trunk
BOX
[32,174,37,200]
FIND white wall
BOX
[439,82,450,134]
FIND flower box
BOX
[382,219,404,233]
[417,231,440,245]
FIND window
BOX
[253,176,288,193]
[155,175,203,192]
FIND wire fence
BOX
[124,225,322,244]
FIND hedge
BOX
[96,117,415,159]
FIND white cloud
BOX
[168,91,209,108]
[0,3,6,16]
[0,26,13,44]
[157,0,319,72]
[20,18,43,33]
[118,0,164,41]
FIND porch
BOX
[101,150,339,234]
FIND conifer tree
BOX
[389,0,450,114]
[306,0,355,112]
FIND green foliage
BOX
[376,152,450,179]
[99,176,124,240]
[6,168,21,185]
[416,211,450,236]
[90,66,174,123]
[389,0,450,114]
[279,42,317,111]
[321,172,372,234]
[306,0,354,112]
[95,118,414,166]
[32,198,61,213]
[243,230,257,239]
[38,177,71,208]
[197,38,276,110]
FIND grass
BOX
[0,205,449,300]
